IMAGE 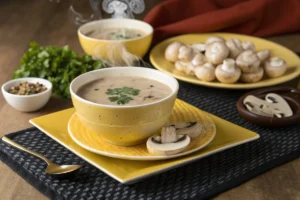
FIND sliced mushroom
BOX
[165,42,183,62]
[236,50,260,73]
[190,43,206,53]
[161,126,178,143]
[175,61,188,72]
[195,63,216,82]
[191,53,206,66]
[257,50,271,62]
[173,122,202,139]
[264,57,287,78]
[215,58,241,83]
[242,41,256,51]
[226,38,243,59]
[243,93,293,118]
[206,36,225,44]
[146,135,190,156]
[240,67,264,83]
[178,45,195,62]
[205,41,229,65]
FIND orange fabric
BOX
[144,0,300,44]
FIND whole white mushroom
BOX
[241,67,264,83]
[236,50,260,73]
[264,57,287,78]
[226,38,243,59]
[178,45,195,62]
[165,42,183,62]
[242,41,256,51]
[205,41,229,65]
[215,59,241,83]
[257,50,271,62]
[205,36,225,44]
[195,63,216,82]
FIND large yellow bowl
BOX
[70,67,179,146]
[78,19,153,64]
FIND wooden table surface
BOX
[0,1,300,200]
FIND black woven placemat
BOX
[1,77,300,200]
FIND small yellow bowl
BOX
[77,19,153,63]
[70,67,179,146]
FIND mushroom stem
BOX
[222,59,235,73]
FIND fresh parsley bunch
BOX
[13,42,105,99]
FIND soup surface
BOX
[85,28,145,40]
[77,76,172,106]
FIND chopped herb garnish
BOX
[150,85,154,87]
[94,88,99,91]
[137,34,141,37]
[106,87,140,105]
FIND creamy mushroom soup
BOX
[85,28,145,40]
[77,77,172,106]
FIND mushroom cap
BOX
[242,41,256,51]
[191,53,206,66]
[205,41,229,65]
[240,67,264,83]
[146,135,191,156]
[206,36,225,44]
[190,43,206,52]
[264,57,287,78]
[178,45,195,62]
[195,63,216,82]
[257,50,271,62]
[165,42,183,62]
[236,50,260,73]
[215,59,241,83]
[226,38,243,58]
[184,63,196,76]
[175,61,187,72]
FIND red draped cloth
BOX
[144,0,300,44]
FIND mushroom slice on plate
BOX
[226,38,243,59]
[264,57,287,78]
[205,36,225,44]
[195,63,216,82]
[236,50,260,73]
[242,41,256,51]
[147,134,191,156]
[215,58,241,83]
[205,41,229,65]
[257,50,271,62]
[165,42,183,62]
[240,67,264,83]
[169,122,203,139]
[161,126,178,143]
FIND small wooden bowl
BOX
[237,87,300,127]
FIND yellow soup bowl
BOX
[70,67,179,146]
[78,19,153,64]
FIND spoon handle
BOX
[2,136,52,165]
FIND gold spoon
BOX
[2,136,81,177]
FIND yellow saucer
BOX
[68,99,216,160]
[29,99,259,184]
[150,33,300,89]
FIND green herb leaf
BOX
[94,88,99,91]
[12,42,106,99]
[106,87,139,105]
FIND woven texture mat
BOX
[1,80,300,200]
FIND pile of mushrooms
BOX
[146,122,202,156]
[165,36,287,84]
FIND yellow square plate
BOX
[30,100,259,184]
